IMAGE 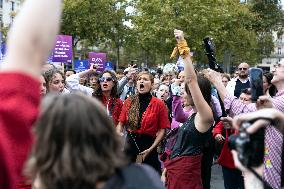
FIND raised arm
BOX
[66,64,95,96]
[0,0,62,188]
[233,108,284,134]
[2,0,62,78]
[205,69,229,102]
[174,30,213,132]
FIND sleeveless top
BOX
[170,113,211,159]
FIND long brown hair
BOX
[184,74,212,106]
[127,71,154,130]
[92,70,119,99]
[43,69,65,92]
[26,93,127,189]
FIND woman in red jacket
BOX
[92,70,123,125]
[117,71,170,173]
[66,66,123,125]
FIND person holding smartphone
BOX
[205,62,284,189]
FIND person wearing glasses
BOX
[66,65,123,125]
[226,63,250,98]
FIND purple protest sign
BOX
[51,35,73,63]
[88,52,107,73]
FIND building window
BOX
[267,61,271,64]
[0,0,3,9]
[278,47,282,55]
[11,1,15,11]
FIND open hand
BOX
[89,63,98,73]
[204,68,223,86]
[125,64,138,79]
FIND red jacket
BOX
[119,97,170,137]
[213,121,236,169]
[0,73,40,189]
[100,96,123,126]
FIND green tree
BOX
[61,0,129,66]
[128,0,259,69]
[248,0,284,59]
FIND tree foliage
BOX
[61,0,129,63]
[60,0,284,69]
[248,0,284,58]
[128,0,260,68]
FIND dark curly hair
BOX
[92,70,119,99]
[26,93,127,189]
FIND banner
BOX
[74,60,89,73]
[105,61,114,71]
[51,35,73,63]
[88,52,106,73]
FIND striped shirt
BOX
[224,90,284,189]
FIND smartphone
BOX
[136,154,144,163]
[249,68,263,102]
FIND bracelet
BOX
[177,40,190,59]
[170,40,190,60]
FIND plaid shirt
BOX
[224,90,284,189]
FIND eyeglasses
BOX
[99,77,113,82]
[238,67,248,71]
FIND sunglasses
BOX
[99,77,113,82]
[238,67,248,71]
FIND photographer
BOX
[231,108,284,189]
[206,63,284,189]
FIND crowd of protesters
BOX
[1,0,284,189]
